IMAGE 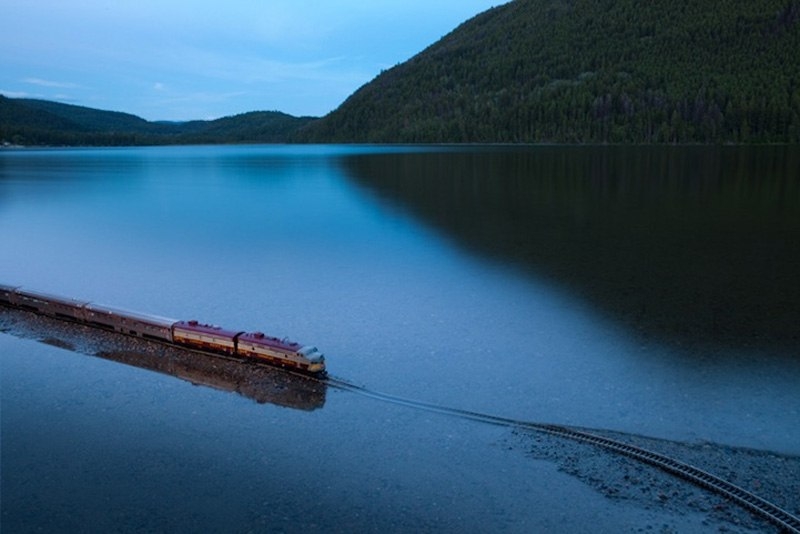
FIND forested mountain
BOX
[3,0,799,145]
[297,0,800,143]
[0,96,315,146]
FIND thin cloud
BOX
[1,1,502,119]
[1,90,31,98]
[23,77,78,89]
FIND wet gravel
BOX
[2,305,799,533]
[505,426,799,533]
[0,306,326,411]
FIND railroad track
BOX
[322,375,800,533]
[2,305,798,532]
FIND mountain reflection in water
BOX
[342,145,800,353]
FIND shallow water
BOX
[1,145,799,531]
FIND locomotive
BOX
[0,284,326,374]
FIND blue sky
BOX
[1,1,504,121]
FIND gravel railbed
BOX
[0,306,326,410]
[2,305,798,532]
[505,421,799,532]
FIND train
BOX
[0,284,326,374]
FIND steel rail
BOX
[2,303,797,532]
[322,375,800,533]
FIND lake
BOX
[1,145,798,532]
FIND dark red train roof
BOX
[239,331,302,351]
[173,320,242,340]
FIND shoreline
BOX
[2,305,798,532]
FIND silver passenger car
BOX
[83,302,177,341]
[10,288,89,321]
[0,284,20,305]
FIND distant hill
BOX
[17,98,155,133]
[0,96,316,146]
[4,0,799,145]
[297,0,800,143]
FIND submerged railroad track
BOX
[318,376,800,533]
[2,303,798,533]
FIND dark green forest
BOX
[0,96,315,146]
[3,0,800,145]
[298,0,800,143]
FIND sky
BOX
[1,1,504,121]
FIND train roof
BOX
[83,302,178,328]
[0,284,20,299]
[173,320,242,339]
[14,287,91,307]
[239,331,303,351]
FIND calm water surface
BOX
[1,145,798,532]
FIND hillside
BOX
[0,96,316,146]
[297,0,800,143]
[4,0,799,145]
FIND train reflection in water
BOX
[0,304,326,412]
[100,347,327,411]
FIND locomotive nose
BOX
[309,356,326,373]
